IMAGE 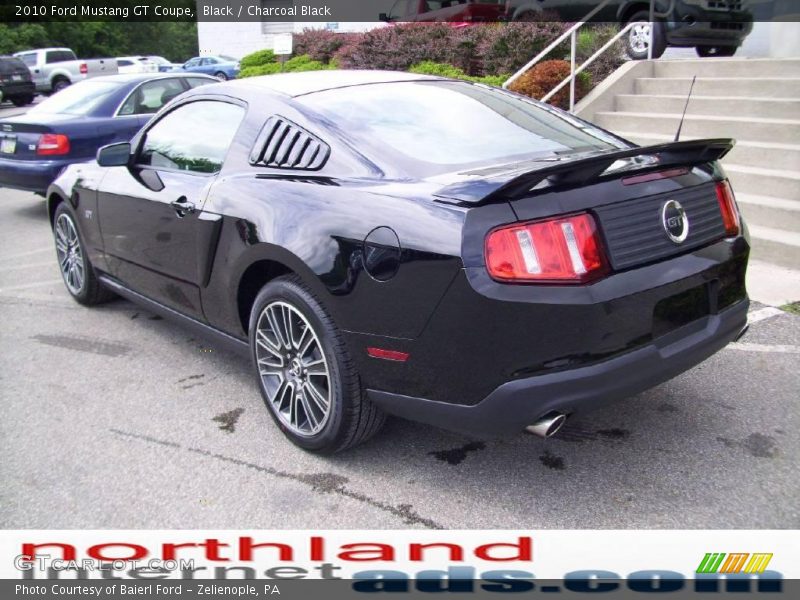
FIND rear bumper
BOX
[666,10,753,47]
[0,157,70,195]
[0,81,35,101]
[368,297,748,436]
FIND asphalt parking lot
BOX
[0,185,798,530]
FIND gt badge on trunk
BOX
[662,199,689,244]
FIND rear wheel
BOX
[696,45,737,58]
[249,275,385,453]
[625,12,666,60]
[11,94,34,107]
[214,71,228,80]
[53,202,114,306]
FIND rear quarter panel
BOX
[201,176,466,339]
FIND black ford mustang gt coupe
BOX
[46,71,749,453]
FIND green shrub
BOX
[239,49,276,69]
[238,63,282,78]
[409,61,508,88]
[282,54,328,72]
[238,54,331,78]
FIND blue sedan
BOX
[172,55,240,80]
[0,72,217,195]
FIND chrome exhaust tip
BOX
[525,412,567,438]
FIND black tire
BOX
[625,11,666,60]
[53,202,115,306]
[249,274,385,453]
[51,77,70,93]
[11,94,34,107]
[696,46,737,58]
[214,71,228,81]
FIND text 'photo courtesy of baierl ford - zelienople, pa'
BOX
[0,1,799,599]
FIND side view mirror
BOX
[97,142,131,167]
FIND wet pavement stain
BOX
[148,315,163,321]
[32,334,130,357]
[109,428,443,529]
[130,312,140,320]
[212,408,244,433]
[717,433,779,458]
[596,428,631,440]
[539,450,565,470]
[657,403,679,413]
[428,441,486,465]
[178,374,205,389]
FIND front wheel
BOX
[696,46,737,58]
[625,13,666,60]
[53,202,115,306]
[249,275,385,453]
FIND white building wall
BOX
[197,21,380,59]
[741,22,800,58]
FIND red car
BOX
[380,0,506,23]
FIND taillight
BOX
[79,63,88,74]
[485,213,609,283]
[37,134,70,155]
[715,180,740,237]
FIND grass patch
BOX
[780,301,800,315]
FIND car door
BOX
[198,58,217,75]
[182,57,202,73]
[96,99,246,318]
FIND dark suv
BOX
[506,0,754,59]
[0,56,35,107]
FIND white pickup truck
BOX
[12,47,118,94]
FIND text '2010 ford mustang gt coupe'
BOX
[47,70,749,453]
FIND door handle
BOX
[170,197,195,216]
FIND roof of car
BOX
[232,70,441,97]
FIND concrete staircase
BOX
[578,58,800,272]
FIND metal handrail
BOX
[540,21,637,105]
[502,0,615,90]
[503,0,676,112]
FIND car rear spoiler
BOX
[434,138,735,205]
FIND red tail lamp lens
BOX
[37,134,70,155]
[715,180,740,237]
[485,213,609,283]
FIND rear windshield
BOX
[0,57,29,73]
[297,81,625,175]
[28,80,122,116]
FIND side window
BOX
[46,50,74,64]
[118,59,133,67]
[118,79,186,116]
[186,77,214,89]
[138,101,245,174]
[185,58,200,68]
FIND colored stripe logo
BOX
[696,553,773,574]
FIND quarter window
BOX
[118,78,187,116]
[138,101,245,174]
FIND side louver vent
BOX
[249,116,330,170]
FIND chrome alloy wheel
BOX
[55,213,85,295]
[629,22,652,54]
[255,301,331,436]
